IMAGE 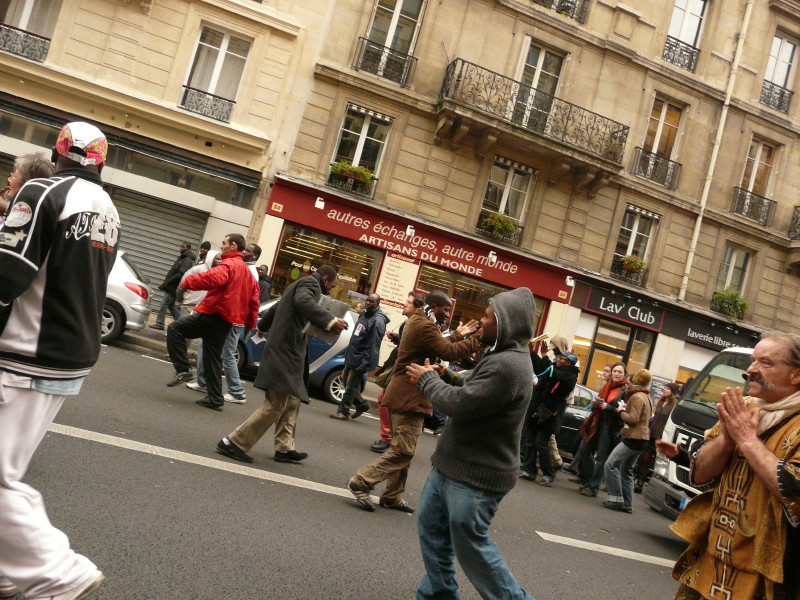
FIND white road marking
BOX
[141,355,170,364]
[536,531,675,567]
[48,423,378,502]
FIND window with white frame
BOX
[614,206,659,260]
[0,0,62,37]
[481,157,536,222]
[186,26,251,101]
[513,42,563,132]
[667,0,705,47]
[331,105,392,175]
[760,34,796,112]
[740,138,776,197]
[716,245,750,294]
[356,0,424,85]
[644,98,682,158]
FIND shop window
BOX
[715,245,750,294]
[180,26,252,123]
[761,35,796,113]
[512,42,564,134]
[675,365,699,387]
[0,0,62,62]
[328,105,392,197]
[628,329,655,375]
[271,225,383,307]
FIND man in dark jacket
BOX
[406,287,537,600]
[331,293,389,420]
[520,348,579,486]
[216,266,347,464]
[150,241,194,330]
[257,264,273,303]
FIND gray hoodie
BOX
[416,287,536,493]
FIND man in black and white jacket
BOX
[0,122,116,600]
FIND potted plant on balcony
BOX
[477,211,518,240]
[711,288,749,322]
[620,255,646,273]
[329,160,374,195]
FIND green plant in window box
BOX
[477,211,518,240]
[330,160,374,187]
[711,288,749,322]
[620,255,646,273]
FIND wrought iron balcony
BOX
[662,36,699,73]
[631,147,681,189]
[475,209,523,245]
[327,168,376,198]
[530,0,589,24]
[790,206,800,240]
[760,80,793,113]
[179,86,235,123]
[353,37,417,88]
[0,23,50,62]
[439,59,629,163]
[730,187,776,226]
[610,255,647,287]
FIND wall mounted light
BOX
[405,225,415,238]
[624,293,632,301]
[565,276,575,287]
[314,197,325,209]
[651,301,659,308]
[488,251,497,265]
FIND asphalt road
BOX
[24,343,688,600]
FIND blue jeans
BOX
[416,469,535,600]
[604,441,642,509]
[196,324,244,397]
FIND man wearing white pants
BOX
[0,122,116,600]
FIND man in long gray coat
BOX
[216,265,347,464]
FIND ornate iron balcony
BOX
[475,209,523,245]
[662,36,699,73]
[327,168,376,198]
[353,37,417,88]
[610,255,646,287]
[530,0,589,24]
[789,206,800,240]
[730,187,776,226]
[0,24,50,62]
[440,59,629,163]
[760,80,793,113]
[631,147,682,189]
[179,86,235,123]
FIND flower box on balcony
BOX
[476,211,518,241]
[328,161,374,197]
[710,288,749,322]
[620,255,646,273]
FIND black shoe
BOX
[149,323,165,330]
[329,412,349,420]
[602,500,630,513]
[347,477,375,512]
[351,404,369,419]
[216,437,253,463]
[370,440,390,453]
[432,425,445,435]
[274,450,308,463]
[379,498,415,513]
[166,371,194,387]
[196,397,223,411]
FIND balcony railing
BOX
[353,37,417,88]
[631,147,681,189]
[790,207,800,240]
[327,169,376,198]
[440,59,629,163]
[610,255,646,287]
[662,36,699,73]
[730,187,776,226]
[0,23,50,62]
[475,209,523,245]
[760,80,793,113]
[530,0,589,24]
[179,86,235,123]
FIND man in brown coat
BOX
[347,290,480,512]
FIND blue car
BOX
[236,300,365,404]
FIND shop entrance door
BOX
[584,319,631,391]
[585,348,625,391]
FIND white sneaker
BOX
[31,570,104,600]
[186,382,207,393]
[224,393,246,404]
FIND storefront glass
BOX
[271,224,383,307]
[577,318,655,390]
[628,328,655,375]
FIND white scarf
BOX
[753,389,800,434]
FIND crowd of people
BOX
[0,123,798,600]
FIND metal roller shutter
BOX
[109,188,209,304]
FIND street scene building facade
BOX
[3,0,800,389]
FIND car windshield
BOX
[677,350,751,417]
[120,253,147,282]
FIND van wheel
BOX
[323,369,345,404]
[101,302,124,343]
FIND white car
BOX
[102,251,152,343]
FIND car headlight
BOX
[653,452,670,479]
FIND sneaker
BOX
[223,393,246,404]
[432,424,445,435]
[195,397,223,411]
[518,469,537,481]
[0,582,19,600]
[29,570,105,600]
[166,371,194,387]
[149,323,164,330]
[538,476,554,487]
[351,405,369,419]
[347,477,376,512]
[274,450,308,463]
[216,437,254,463]
[329,412,349,420]
[370,440,390,453]
[379,498,415,513]
[186,382,207,393]
[602,500,631,513]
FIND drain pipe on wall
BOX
[678,0,754,301]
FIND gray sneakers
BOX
[223,393,246,404]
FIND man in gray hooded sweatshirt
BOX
[407,287,537,600]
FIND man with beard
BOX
[406,288,537,600]
[671,332,800,600]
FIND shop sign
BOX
[585,287,665,331]
[268,180,573,303]
[661,312,756,351]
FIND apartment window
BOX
[761,35,796,112]
[632,98,683,188]
[482,157,536,221]
[614,206,658,260]
[716,245,749,294]
[328,105,392,197]
[180,26,251,122]
[663,0,705,72]
[513,43,564,133]
[741,139,775,197]
[0,0,62,62]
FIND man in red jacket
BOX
[165,233,259,411]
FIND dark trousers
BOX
[520,418,556,478]
[580,423,620,493]
[167,312,231,406]
[155,291,178,326]
[423,405,445,430]
[338,366,368,415]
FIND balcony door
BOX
[668,0,705,48]
[635,98,682,184]
[362,0,424,84]
[740,139,775,197]
[512,42,563,133]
